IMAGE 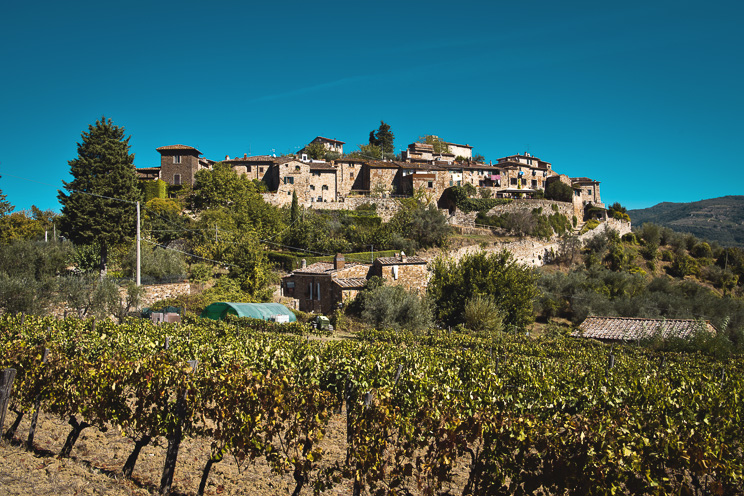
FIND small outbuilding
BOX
[573,316,716,343]
[200,302,297,322]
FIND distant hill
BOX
[628,196,744,247]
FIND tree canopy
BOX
[545,180,573,202]
[418,135,450,155]
[368,121,395,158]
[428,250,539,330]
[58,117,142,274]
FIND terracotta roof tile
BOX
[573,316,716,341]
[293,261,366,275]
[156,144,202,155]
[375,256,427,265]
[334,277,367,289]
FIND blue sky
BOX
[1,0,742,213]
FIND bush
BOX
[358,284,433,332]
[463,295,504,334]
[580,219,600,233]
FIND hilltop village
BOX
[137,136,604,222]
[136,135,621,315]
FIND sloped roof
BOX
[313,136,345,145]
[156,144,202,155]
[334,277,368,289]
[293,261,366,275]
[573,316,716,341]
[571,177,600,184]
[375,256,427,265]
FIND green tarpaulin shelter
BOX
[200,302,297,322]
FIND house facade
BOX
[281,253,429,314]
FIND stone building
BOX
[371,253,429,295]
[138,142,604,219]
[281,253,429,315]
[156,145,211,186]
[571,177,603,208]
[308,136,345,155]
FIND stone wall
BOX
[485,199,575,219]
[306,197,404,221]
[137,282,192,308]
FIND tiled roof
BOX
[375,256,427,265]
[573,316,716,341]
[314,136,346,145]
[571,177,600,184]
[156,144,202,155]
[293,262,365,274]
[225,155,278,163]
[309,163,337,170]
[136,166,161,171]
[334,277,367,289]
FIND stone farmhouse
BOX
[280,253,428,314]
[136,137,604,219]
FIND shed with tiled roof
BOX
[572,316,716,342]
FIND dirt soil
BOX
[1,409,469,496]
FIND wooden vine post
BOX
[0,368,17,439]
[160,359,198,496]
[26,348,49,450]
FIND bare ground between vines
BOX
[0,410,471,496]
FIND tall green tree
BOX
[428,250,539,330]
[368,121,395,158]
[58,117,142,276]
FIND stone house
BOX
[371,253,429,295]
[223,155,280,188]
[155,145,212,186]
[281,253,429,315]
[571,177,603,208]
[308,136,345,155]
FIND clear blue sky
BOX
[1,0,741,213]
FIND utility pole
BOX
[136,201,141,286]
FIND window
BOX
[316,283,321,301]
[350,173,354,179]
[295,165,301,171]
[322,185,328,190]
[310,185,315,191]
[284,177,294,185]
[511,178,518,185]
[586,188,592,194]
[286,281,294,289]
[312,172,321,177]
[575,190,581,197]
[427,181,433,188]
[173,174,181,185]
[531,180,538,187]
[173,155,181,164]
[259,167,264,173]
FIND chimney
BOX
[301,259,307,269]
[400,251,407,262]
[334,253,345,270]
[225,155,230,160]
[244,153,247,159]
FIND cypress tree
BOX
[58,117,142,276]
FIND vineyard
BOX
[1,314,743,495]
